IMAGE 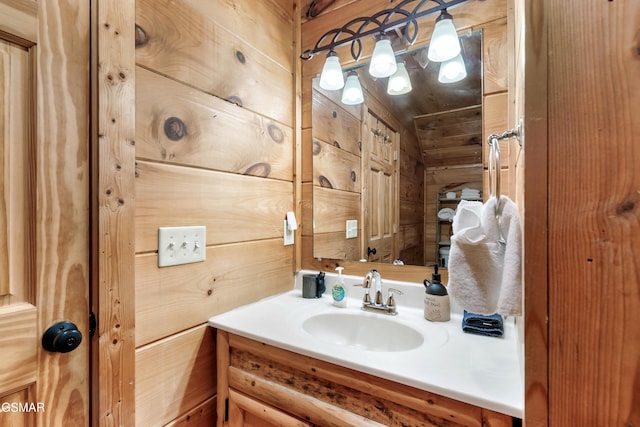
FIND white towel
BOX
[448,196,522,316]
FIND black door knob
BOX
[367,246,377,256]
[42,321,82,353]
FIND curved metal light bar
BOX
[300,0,469,61]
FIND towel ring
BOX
[487,127,520,244]
[488,135,501,202]
[487,127,521,203]
[487,137,505,244]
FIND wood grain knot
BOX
[312,141,322,155]
[226,96,243,107]
[164,117,188,141]
[244,162,271,178]
[267,123,284,143]
[350,171,357,182]
[318,175,334,189]
[134,24,149,47]
[235,50,246,64]
[616,192,639,217]
[332,111,337,118]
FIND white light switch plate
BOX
[346,220,358,239]
[158,226,206,267]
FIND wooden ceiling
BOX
[357,30,483,168]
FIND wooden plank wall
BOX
[398,122,425,266]
[132,0,295,424]
[421,105,483,265]
[310,84,362,260]
[544,1,640,426]
[518,0,548,424]
[93,0,136,424]
[301,0,509,279]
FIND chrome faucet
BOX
[356,270,402,316]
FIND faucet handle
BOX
[353,282,371,304]
[386,288,403,308]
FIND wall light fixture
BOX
[318,50,345,90]
[427,10,462,62]
[369,35,397,78]
[301,0,469,104]
[387,62,412,95]
[341,71,365,105]
[438,52,467,83]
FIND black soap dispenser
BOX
[423,265,450,322]
[315,272,326,298]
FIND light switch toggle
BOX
[158,226,206,267]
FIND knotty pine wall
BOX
[309,83,363,260]
[133,0,296,424]
[301,0,510,279]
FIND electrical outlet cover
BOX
[284,220,294,245]
[346,220,358,239]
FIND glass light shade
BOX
[427,13,461,62]
[368,37,397,78]
[438,53,467,83]
[341,72,364,105]
[387,63,412,95]
[319,52,344,90]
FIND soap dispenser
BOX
[315,272,326,298]
[331,266,347,307]
[423,265,450,322]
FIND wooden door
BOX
[362,110,398,263]
[0,1,90,425]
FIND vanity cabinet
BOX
[216,330,513,427]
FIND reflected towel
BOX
[462,310,504,337]
[448,196,522,316]
[450,200,484,244]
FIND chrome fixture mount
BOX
[300,0,470,62]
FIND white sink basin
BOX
[302,312,425,352]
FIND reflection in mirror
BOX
[311,30,483,267]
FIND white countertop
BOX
[208,270,524,418]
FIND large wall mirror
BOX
[311,30,483,268]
